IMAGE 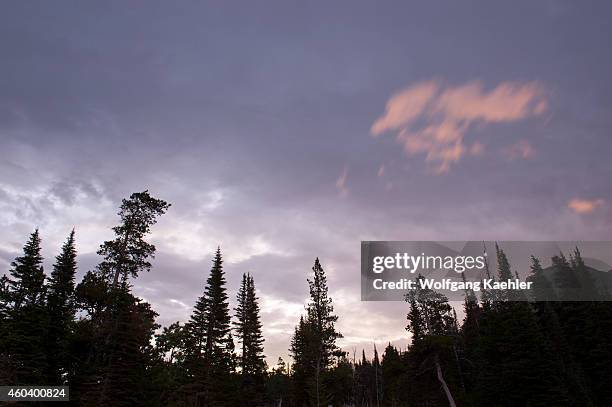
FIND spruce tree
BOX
[305,258,342,406]
[406,275,455,338]
[495,244,517,301]
[289,314,312,406]
[8,229,46,309]
[0,274,9,383]
[46,229,78,384]
[289,258,342,406]
[234,273,265,392]
[406,296,424,343]
[527,255,557,302]
[4,230,49,384]
[184,247,235,406]
[473,252,569,406]
[569,247,599,300]
[552,253,580,301]
[381,344,404,406]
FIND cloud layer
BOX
[371,80,547,173]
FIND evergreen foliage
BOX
[290,258,342,407]
[46,229,78,384]
[183,247,236,406]
[96,190,170,287]
[234,272,266,405]
[3,230,48,385]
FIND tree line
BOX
[1,191,612,406]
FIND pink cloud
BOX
[470,142,485,156]
[503,139,536,160]
[371,80,547,173]
[335,165,349,197]
[377,164,385,177]
[371,81,438,135]
[567,198,604,214]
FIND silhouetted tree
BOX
[234,273,265,406]
[291,258,342,407]
[3,230,48,385]
[46,229,78,384]
[71,191,169,406]
[183,248,235,406]
[97,190,170,288]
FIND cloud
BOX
[335,165,349,197]
[371,80,547,173]
[503,139,536,160]
[371,81,439,135]
[469,141,485,156]
[567,198,604,214]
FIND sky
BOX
[1,1,612,365]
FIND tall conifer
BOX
[46,229,78,384]
[5,230,48,384]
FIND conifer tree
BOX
[405,275,460,406]
[289,314,312,406]
[406,296,424,343]
[46,229,78,384]
[234,273,265,381]
[71,191,169,406]
[290,259,343,406]
[527,255,557,302]
[495,243,516,301]
[184,247,235,406]
[381,344,403,406]
[4,230,49,384]
[0,274,9,383]
[96,190,170,288]
[552,253,580,301]
[569,247,599,300]
[373,344,382,406]
[406,275,455,338]
[0,274,9,327]
[8,229,46,309]
[305,258,342,406]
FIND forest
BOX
[1,190,611,406]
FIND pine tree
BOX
[265,357,291,405]
[405,275,460,406]
[8,229,46,310]
[381,344,404,406]
[96,190,170,288]
[184,247,235,406]
[552,253,580,301]
[373,344,382,406]
[0,274,9,328]
[406,295,424,343]
[527,255,557,302]
[4,230,49,384]
[473,252,569,406]
[46,229,78,384]
[406,275,455,338]
[305,258,342,406]
[495,243,517,301]
[71,191,169,406]
[570,247,599,300]
[234,272,265,405]
[0,274,10,383]
[289,314,312,406]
